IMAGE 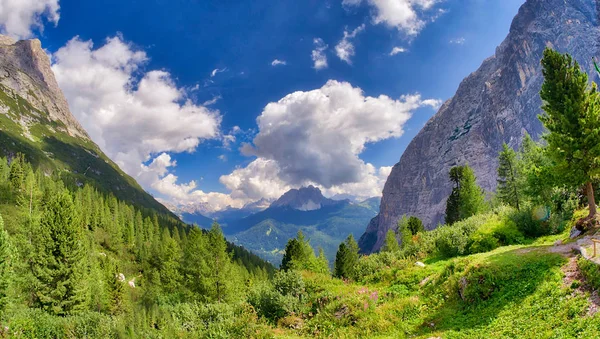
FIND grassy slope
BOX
[274,231,600,338]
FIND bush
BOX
[509,209,550,237]
[273,270,305,299]
[247,270,306,323]
[578,257,600,290]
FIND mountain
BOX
[224,187,380,265]
[0,34,273,272]
[0,35,172,216]
[359,0,600,253]
[270,185,340,211]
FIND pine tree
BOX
[182,227,209,298]
[206,223,234,302]
[445,165,486,224]
[539,48,600,221]
[382,229,400,253]
[497,143,521,210]
[334,234,359,279]
[31,190,87,315]
[0,214,11,313]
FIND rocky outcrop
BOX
[271,185,340,211]
[359,0,600,253]
[0,34,89,139]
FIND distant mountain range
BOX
[180,186,380,265]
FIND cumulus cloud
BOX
[335,24,365,64]
[389,46,407,55]
[271,59,287,66]
[242,80,433,187]
[0,0,60,39]
[213,80,439,203]
[342,0,441,36]
[311,38,328,70]
[52,36,222,200]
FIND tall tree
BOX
[539,48,600,221]
[205,222,234,302]
[445,165,486,224]
[31,190,87,315]
[334,234,359,280]
[497,143,521,210]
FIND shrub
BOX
[510,209,550,237]
[273,270,306,299]
[578,257,600,290]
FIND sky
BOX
[0,0,525,213]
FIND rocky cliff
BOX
[270,185,340,211]
[0,35,88,139]
[359,0,600,253]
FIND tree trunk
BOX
[587,181,597,219]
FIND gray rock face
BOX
[270,185,339,211]
[0,35,89,139]
[359,0,600,253]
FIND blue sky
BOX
[1,0,524,212]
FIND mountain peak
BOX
[270,185,336,211]
[0,34,89,139]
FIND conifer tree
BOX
[334,234,359,279]
[539,48,600,221]
[205,223,234,302]
[445,165,486,224]
[382,229,400,253]
[32,190,87,315]
[497,143,521,210]
[182,227,209,298]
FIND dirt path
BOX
[551,234,600,317]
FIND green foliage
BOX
[497,143,521,210]
[578,257,600,290]
[281,231,327,274]
[31,190,88,316]
[382,229,400,253]
[334,234,359,280]
[0,214,11,314]
[540,48,600,216]
[445,165,486,225]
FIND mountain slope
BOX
[0,35,273,274]
[359,0,600,253]
[0,34,172,216]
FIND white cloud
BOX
[335,24,365,64]
[211,67,227,77]
[227,80,439,200]
[342,0,441,36]
[271,59,287,66]
[0,0,59,39]
[389,46,407,55]
[218,154,227,161]
[203,95,221,106]
[449,37,466,45]
[52,36,221,200]
[147,81,438,212]
[311,38,328,70]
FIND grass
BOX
[271,231,600,339]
